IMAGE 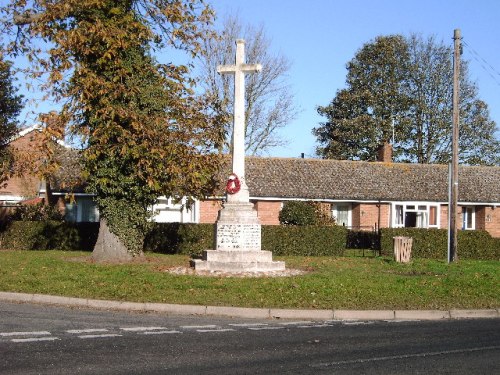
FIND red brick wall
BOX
[199,200,222,223]
[253,200,281,225]
[0,131,43,200]
[484,206,500,238]
[357,203,390,230]
[351,203,361,228]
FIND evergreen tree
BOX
[314,34,499,165]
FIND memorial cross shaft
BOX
[217,39,262,203]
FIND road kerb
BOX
[144,302,207,316]
[334,310,395,320]
[395,310,451,320]
[270,308,334,320]
[449,309,499,319]
[206,306,270,319]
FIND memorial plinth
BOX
[193,201,285,272]
[192,39,285,273]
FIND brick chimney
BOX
[377,142,393,163]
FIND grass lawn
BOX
[0,250,498,310]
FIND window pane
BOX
[65,203,77,222]
[467,207,473,228]
[395,205,403,225]
[336,205,349,227]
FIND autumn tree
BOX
[314,34,500,165]
[198,14,298,155]
[1,0,225,261]
[0,53,23,182]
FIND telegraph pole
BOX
[448,29,461,263]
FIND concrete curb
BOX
[0,291,498,321]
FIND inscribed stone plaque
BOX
[216,223,261,250]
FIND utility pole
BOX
[448,29,461,263]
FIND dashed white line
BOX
[248,326,285,331]
[120,327,168,332]
[196,329,236,333]
[298,324,333,328]
[342,321,374,326]
[66,329,109,334]
[279,321,314,326]
[1,331,51,337]
[141,330,182,335]
[180,325,218,330]
[12,337,60,343]
[229,323,269,327]
[78,334,123,339]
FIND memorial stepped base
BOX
[192,250,286,272]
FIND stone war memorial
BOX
[192,40,285,273]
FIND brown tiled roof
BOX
[222,157,500,203]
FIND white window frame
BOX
[391,202,440,229]
[462,206,475,230]
[332,203,352,227]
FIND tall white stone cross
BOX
[192,39,285,272]
[217,39,262,203]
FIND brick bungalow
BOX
[2,126,500,238]
[200,156,500,238]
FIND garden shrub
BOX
[380,228,499,260]
[279,201,317,225]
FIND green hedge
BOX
[144,223,214,255]
[380,228,500,260]
[0,221,99,251]
[1,221,498,260]
[262,225,347,256]
[144,224,347,257]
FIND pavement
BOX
[1,291,498,321]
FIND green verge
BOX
[0,251,498,310]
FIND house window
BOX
[65,198,99,223]
[333,203,351,227]
[462,206,475,230]
[392,203,439,229]
[65,203,77,222]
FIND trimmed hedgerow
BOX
[0,221,99,251]
[144,223,214,255]
[2,221,498,260]
[380,228,500,260]
[262,225,346,256]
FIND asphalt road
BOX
[1,302,499,374]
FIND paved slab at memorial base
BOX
[192,249,285,272]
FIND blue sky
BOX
[210,0,500,158]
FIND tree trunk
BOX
[92,218,143,263]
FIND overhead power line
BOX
[462,40,500,88]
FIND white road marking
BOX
[1,331,51,337]
[311,346,500,368]
[78,334,122,339]
[196,329,235,333]
[278,321,314,326]
[384,320,421,323]
[342,321,374,326]
[298,324,332,328]
[180,325,218,329]
[12,337,60,343]
[141,330,182,335]
[228,323,269,327]
[248,326,285,331]
[66,329,109,334]
[120,327,168,332]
